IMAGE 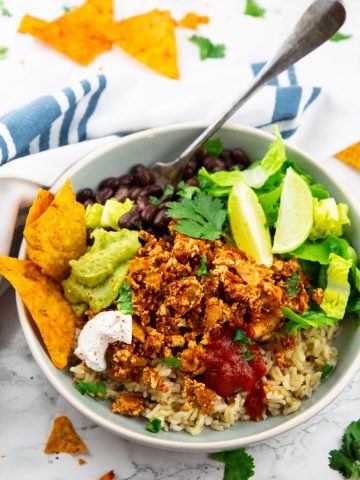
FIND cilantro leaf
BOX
[196,256,208,276]
[146,418,162,433]
[321,364,334,379]
[329,419,360,478]
[190,35,226,60]
[177,180,199,200]
[117,280,132,315]
[284,271,300,297]
[163,185,175,197]
[77,381,107,400]
[211,448,255,480]
[203,138,223,156]
[244,0,266,18]
[149,195,161,206]
[166,191,227,241]
[0,47,8,60]
[160,357,183,369]
[234,329,256,362]
[331,32,352,42]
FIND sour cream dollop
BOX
[75,311,132,372]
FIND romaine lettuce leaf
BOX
[257,185,282,227]
[310,184,330,199]
[101,198,133,230]
[281,306,337,334]
[85,203,104,229]
[320,253,352,319]
[309,198,350,240]
[241,125,287,189]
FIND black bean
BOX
[95,187,114,204]
[186,178,199,187]
[183,159,197,180]
[162,233,174,244]
[153,209,170,229]
[130,164,154,187]
[130,205,141,215]
[203,156,226,172]
[231,148,251,167]
[194,147,208,163]
[220,148,231,161]
[99,177,120,191]
[114,185,130,203]
[129,187,143,200]
[83,198,94,208]
[136,196,149,210]
[142,184,163,197]
[141,204,158,225]
[118,174,136,187]
[76,188,94,203]
[118,212,140,230]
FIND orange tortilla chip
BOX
[25,190,55,227]
[18,0,114,66]
[335,141,360,170]
[177,13,209,30]
[24,179,86,282]
[0,257,76,368]
[112,9,179,80]
[99,471,116,480]
[44,416,87,454]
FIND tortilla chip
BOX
[18,0,114,66]
[99,471,116,480]
[25,190,55,228]
[24,179,86,282]
[0,257,76,368]
[335,142,360,170]
[44,416,87,454]
[112,9,179,80]
[178,13,209,30]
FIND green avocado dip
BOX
[62,228,140,314]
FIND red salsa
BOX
[203,326,267,420]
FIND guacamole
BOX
[62,228,140,313]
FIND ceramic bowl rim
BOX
[16,122,360,452]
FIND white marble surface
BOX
[0,158,359,479]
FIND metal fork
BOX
[149,0,346,186]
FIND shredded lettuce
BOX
[309,198,350,240]
[320,253,352,319]
[281,306,337,335]
[310,183,330,199]
[291,235,354,266]
[241,125,287,189]
[85,203,104,229]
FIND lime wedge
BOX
[228,180,273,266]
[272,167,313,254]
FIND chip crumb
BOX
[44,416,87,454]
[78,457,87,465]
[335,141,360,170]
[99,470,116,480]
[177,12,209,30]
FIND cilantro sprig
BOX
[146,418,162,433]
[190,35,226,60]
[244,0,265,18]
[234,328,256,362]
[211,448,255,480]
[166,191,227,241]
[329,419,360,478]
[0,47,8,60]
[284,271,300,297]
[117,280,133,315]
[330,32,352,42]
[177,181,199,200]
[77,381,107,400]
[160,357,183,369]
[321,364,334,379]
[196,256,209,276]
[203,138,223,156]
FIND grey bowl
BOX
[17,123,360,452]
